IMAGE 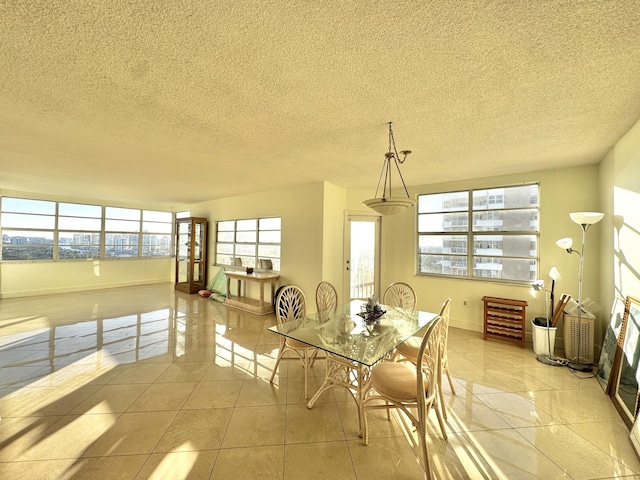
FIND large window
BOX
[142,210,172,257]
[58,202,101,259]
[105,207,140,258]
[417,184,539,283]
[1,197,173,261]
[216,217,281,270]
[1,198,55,260]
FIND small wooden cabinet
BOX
[482,296,527,348]
[175,217,208,294]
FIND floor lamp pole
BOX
[535,266,565,367]
[556,211,603,373]
[569,224,589,372]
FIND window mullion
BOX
[467,190,473,278]
[54,202,60,260]
[100,206,106,259]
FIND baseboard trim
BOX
[1,279,169,299]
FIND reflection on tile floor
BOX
[0,283,638,479]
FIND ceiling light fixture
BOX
[363,122,416,215]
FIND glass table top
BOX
[268,300,439,367]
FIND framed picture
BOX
[597,297,626,394]
[612,296,640,428]
[631,415,640,459]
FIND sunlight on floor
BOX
[0,284,638,479]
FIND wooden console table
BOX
[224,271,280,315]
[482,296,527,348]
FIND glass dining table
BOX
[268,300,439,434]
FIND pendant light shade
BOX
[362,197,416,216]
[363,122,416,215]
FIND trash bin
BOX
[531,318,557,355]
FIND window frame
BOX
[1,196,174,262]
[1,198,56,261]
[57,202,102,260]
[416,183,539,284]
[215,217,281,271]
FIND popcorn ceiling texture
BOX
[1,1,639,207]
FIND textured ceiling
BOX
[1,1,640,208]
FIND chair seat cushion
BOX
[371,362,419,401]
[396,336,420,361]
[285,338,312,350]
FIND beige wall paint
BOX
[599,117,640,339]
[189,182,330,311]
[1,258,171,298]
[321,182,347,300]
[349,166,602,349]
[3,151,634,361]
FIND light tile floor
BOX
[0,283,638,479]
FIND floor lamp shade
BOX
[557,211,603,371]
[569,212,605,226]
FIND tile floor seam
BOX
[510,425,578,480]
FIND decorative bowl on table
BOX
[356,310,386,325]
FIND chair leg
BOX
[417,427,432,480]
[432,402,448,441]
[361,401,370,445]
[445,367,456,395]
[270,339,286,384]
[269,352,283,384]
[438,382,447,421]
[303,350,309,399]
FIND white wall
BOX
[599,117,640,339]
[1,257,171,297]
[321,182,347,297]
[188,181,336,310]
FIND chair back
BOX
[439,297,452,351]
[416,315,444,409]
[275,285,307,325]
[383,282,417,310]
[315,281,338,321]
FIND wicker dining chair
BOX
[361,315,446,480]
[382,282,417,310]
[269,285,317,398]
[394,298,455,419]
[315,281,338,321]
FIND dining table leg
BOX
[307,353,371,437]
[306,354,349,409]
[355,363,373,437]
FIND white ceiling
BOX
[1,1,640,209]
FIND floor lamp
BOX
[556,211,604,372]
[533,265,566,366]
